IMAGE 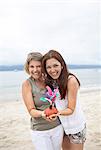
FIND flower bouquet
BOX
[40,86,59,117]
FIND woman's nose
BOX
[33,67,37,72]
[50,67,55,73]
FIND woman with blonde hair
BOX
[22,52,63,150]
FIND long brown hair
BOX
[42,50,80,99]
[42,50,68,99]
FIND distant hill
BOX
[68,64,101,69]
[0,65,24,71]
[0,64,101,71]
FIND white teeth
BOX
[52,74,57,75]
[51,72,57,75]
[32,72,38,75]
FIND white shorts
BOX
[31,125,64,150]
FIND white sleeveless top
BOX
[55,78,86,134]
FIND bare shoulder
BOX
[22,80,31,90]
[67,75,79,88]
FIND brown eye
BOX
[37,65,41,68]
[30,65,34,68]
[46,66,51,69]
[53,64,58,67]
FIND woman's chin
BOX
[50,75,59,80]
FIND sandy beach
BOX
[0,90,101,150]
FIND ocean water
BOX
[0,68,101,101]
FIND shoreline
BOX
[80,86,101,93]
[0,90,101,150]
[0,86,101,102]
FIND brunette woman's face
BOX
[28,60,42,80]
[46,58,63,79]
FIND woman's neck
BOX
[31,76,45,88]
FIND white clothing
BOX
[55,91,86,134]
[31,125,64,150]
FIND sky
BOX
[0,0,100,65]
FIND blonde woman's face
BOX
[46,58,62,79]
[28,60,42,80]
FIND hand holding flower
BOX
[40,86,59,118]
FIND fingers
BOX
[48,114,58,121]
[41,111,58,121]
[41,111,52,122]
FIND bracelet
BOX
[29,107,35,112]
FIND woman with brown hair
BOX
[42,50,86,150]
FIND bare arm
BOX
[59,76,79,116]
[22,80,43,118]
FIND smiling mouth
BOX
[51,72,58,76]
[52,73,57,76]
[32,72,39,75]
